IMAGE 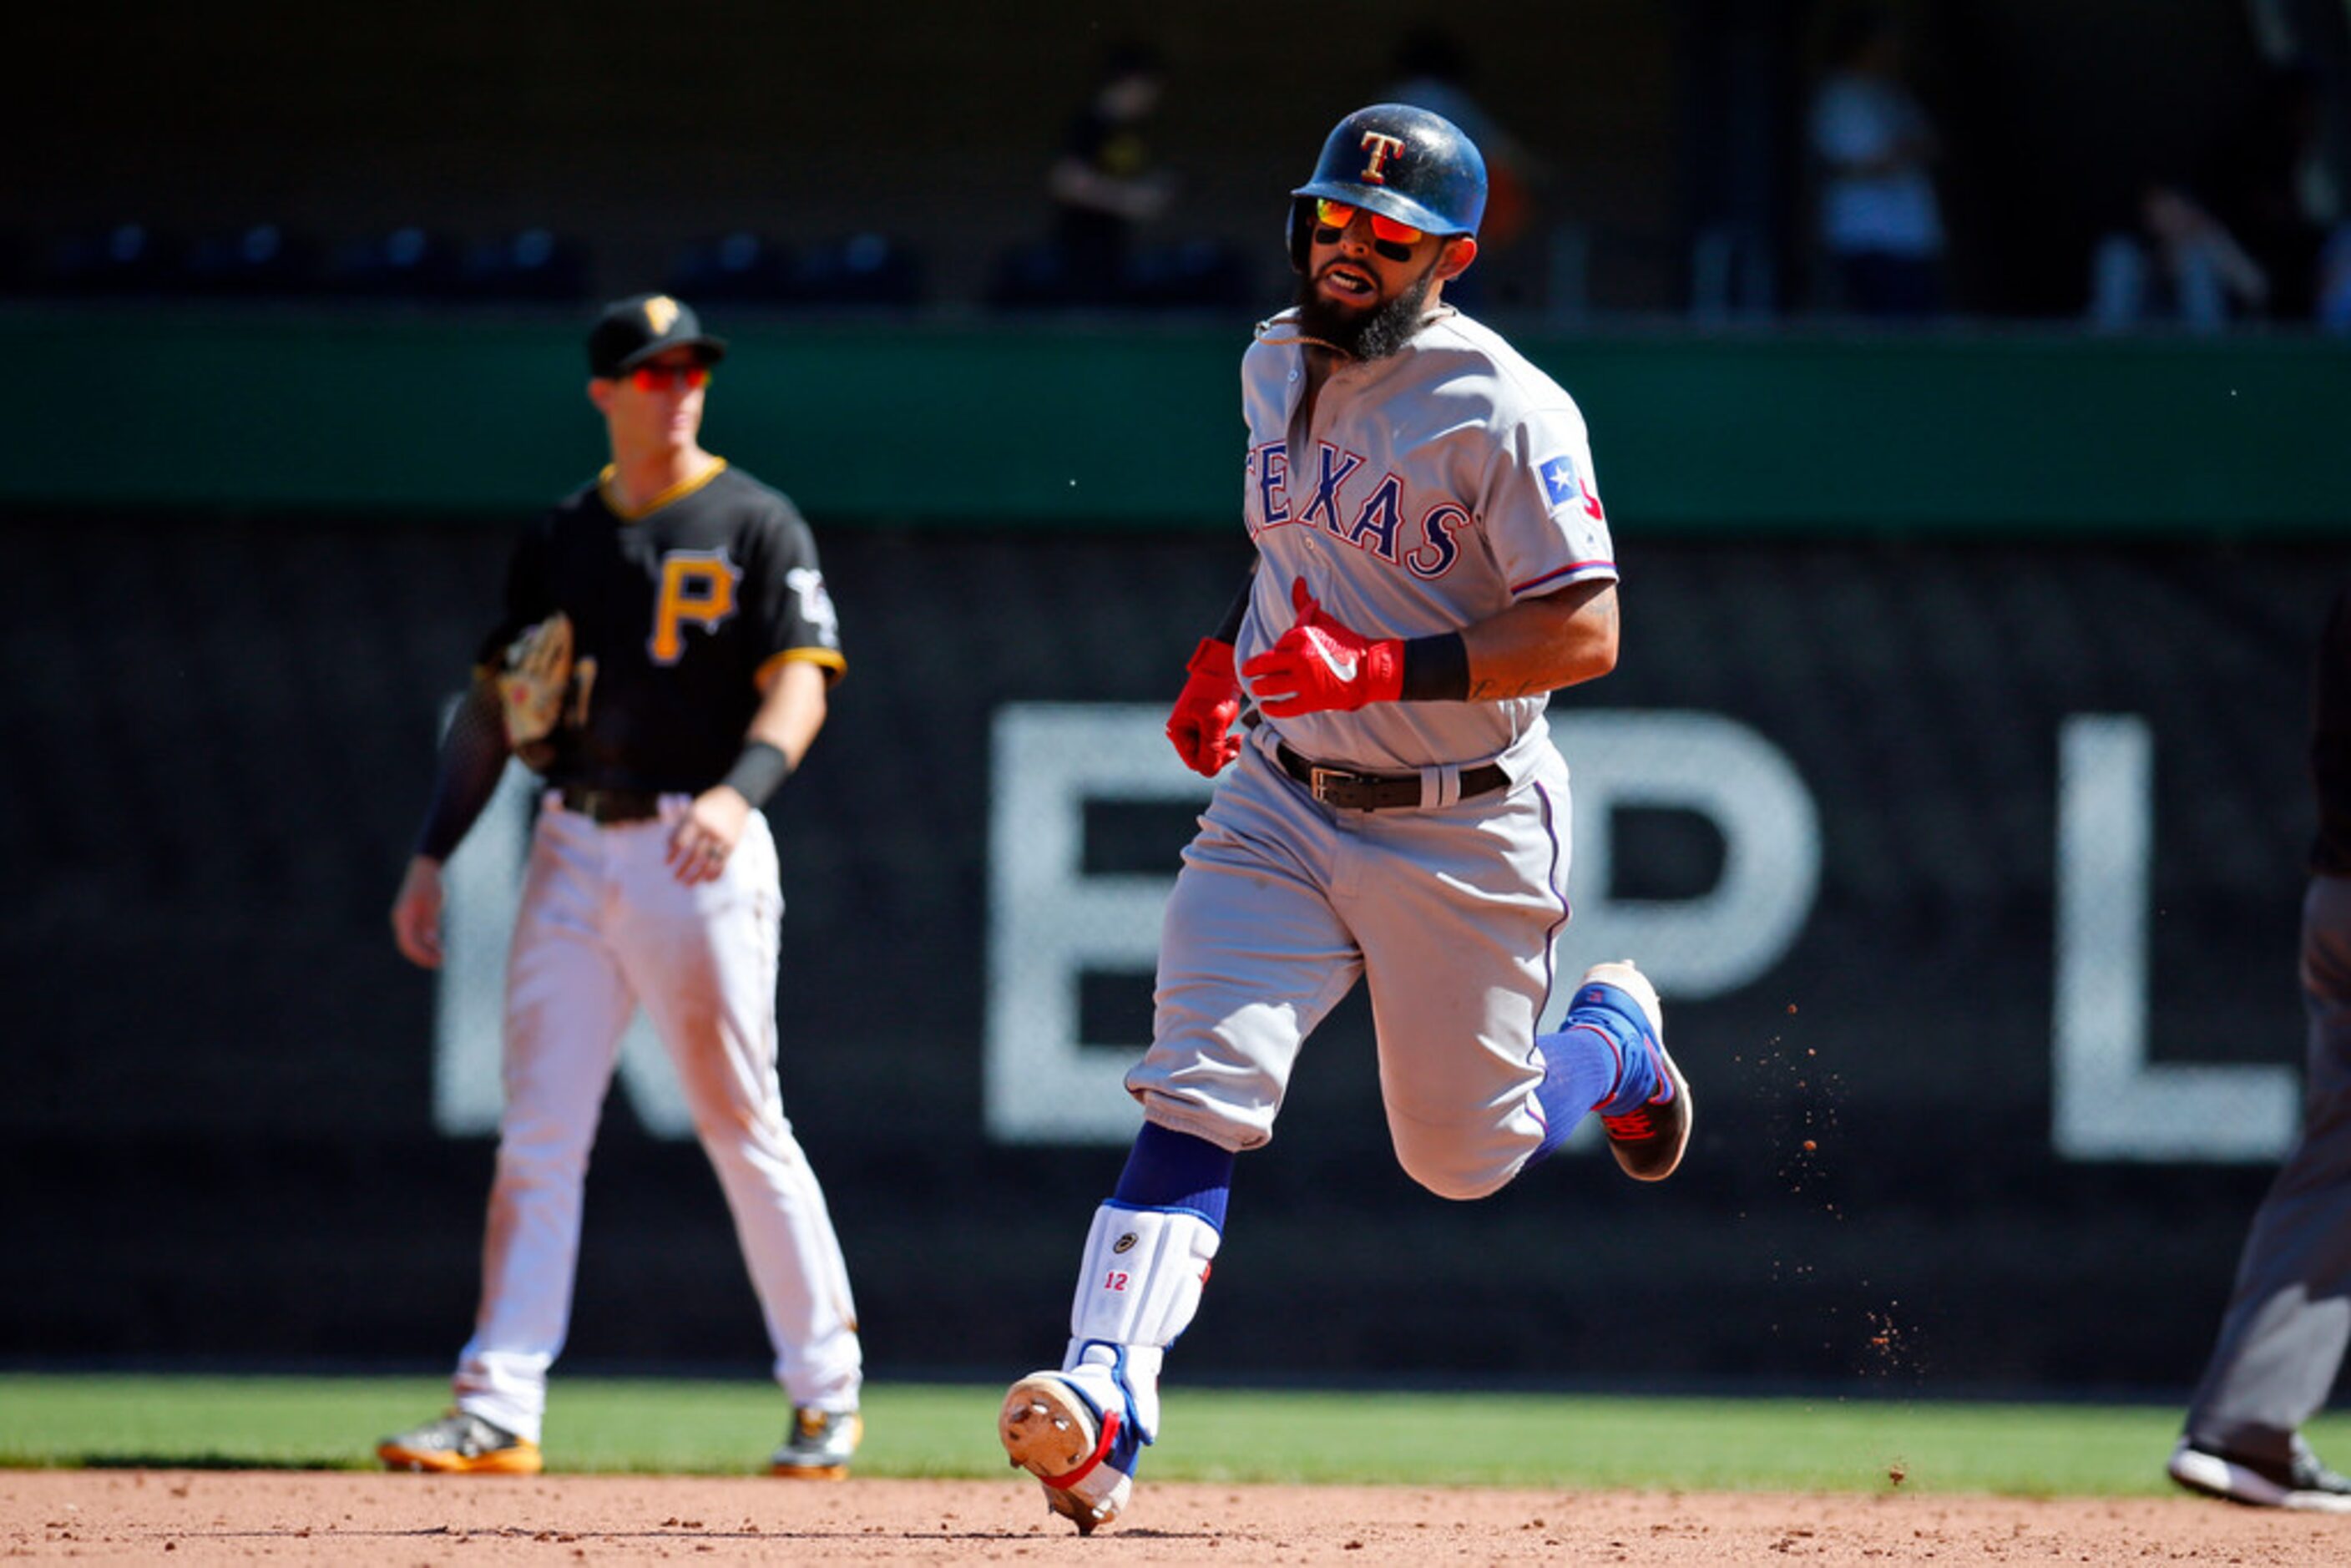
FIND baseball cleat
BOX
[2167,1437,2351,1511]
[769,1405,861,1479]
[1578,961,1692,1182]
[999,1371,1135,1535]
[377,1409,543,1475]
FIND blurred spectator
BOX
[2088,183,2272,332]
[2327,233,2351,333]
[2090,63,2351,331]
[1383,27,1541,309]
[1808,6,1945,318]
[1043,41,1176,305]
[2212,62,2342,321]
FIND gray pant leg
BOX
[2184,874,2351,1462]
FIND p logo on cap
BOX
[587,291,728,378]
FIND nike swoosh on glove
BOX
[1241,578,1404,717]
[1165,637,1245,776]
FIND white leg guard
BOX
[1002,1202,1221,1534]
[1060,1202,1221,1444]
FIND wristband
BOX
[1398,633,1470,701]
[720,741,793,808]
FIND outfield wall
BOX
[7,477,2347,1391]
[7,309,2351,534]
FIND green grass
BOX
[3,1373,2344,1496]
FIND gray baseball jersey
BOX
[1125,306,1613,1191]
[1235,305,1616,773]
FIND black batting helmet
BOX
[1287,103,1487,271]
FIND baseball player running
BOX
[997,104,1691,1533]
[380,294,863,1479]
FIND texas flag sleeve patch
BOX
[1539,455,1581,511]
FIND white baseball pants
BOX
[452,796,861,1443]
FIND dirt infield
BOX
[4,1469,2347,1564]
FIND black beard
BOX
[1292,261,1438,361]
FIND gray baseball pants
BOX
[2182,873,2351,1463]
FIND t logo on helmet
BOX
[1357,131,1406,185]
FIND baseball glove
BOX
[496,611,574,753]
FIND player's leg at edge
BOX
[1529,960,1691,1181]
[999,1122,1231,1534]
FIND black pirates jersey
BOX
[488,460,846,793]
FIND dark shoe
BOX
[2168,1437,2351,1511]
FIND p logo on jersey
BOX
[649,548,741,663]
[1358,131,1406,184]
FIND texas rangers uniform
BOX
[1127,308,1618,1192]
[999,103,1688,1537]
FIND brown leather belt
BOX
[1272,741,1508,812]
[557,786,664,823]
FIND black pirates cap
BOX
[586,292,729,378]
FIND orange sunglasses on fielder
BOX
[627,362,710,392]
[1313,199,1426,248]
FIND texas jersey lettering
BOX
[1235,311,1615,772]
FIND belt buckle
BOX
[1308,765,1347,804]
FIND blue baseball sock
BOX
[1111,1121,1234,1230]
[1529,979,1664,1161]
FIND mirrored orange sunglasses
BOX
[1313,198,1426,252]
[628,362,710,392]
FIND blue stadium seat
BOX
[665,231,796,304]
[325,226,465,301]
[180,224,322,298]
[1120,240,1255,311]
[46,223,182,297]
[984,241,1080,310]
[781,234,924,308]
[453,228,590,302]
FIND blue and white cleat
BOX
[1576,961,1692,1182]
[999,1367,1140,1534]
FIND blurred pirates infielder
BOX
[997,104,1693,1533]
[381,293,863,1479]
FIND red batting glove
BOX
[1241,578,1404,718]
[1165,637,1245,776]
